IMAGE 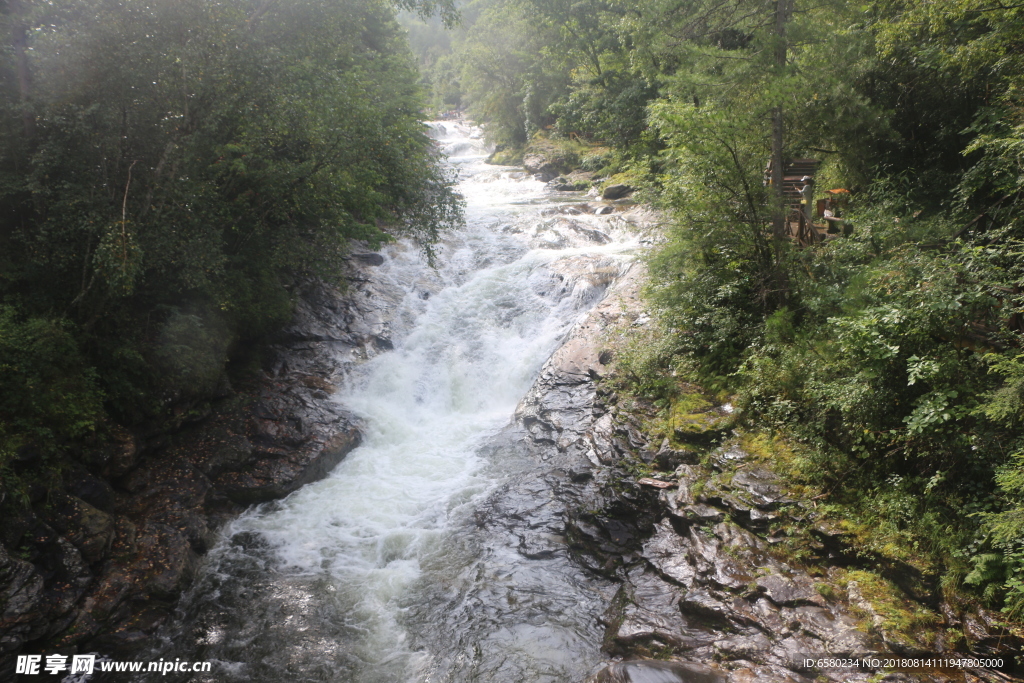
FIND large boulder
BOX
[602,183,633,200]
[523,153,560,177]
[45,494,116,564]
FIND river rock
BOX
[215,419,361,503]
[44,493,115,564]
[548,170,594,191]
[523,153,560,177]
[590,660,728,683]
[602,183,633,200]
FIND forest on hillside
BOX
[0,0,460,504]
[404,0,1024,623]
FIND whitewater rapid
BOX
[139,121,643,683]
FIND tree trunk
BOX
[769,0,791,305]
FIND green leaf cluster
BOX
[0,0,462,484]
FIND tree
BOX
[0,0,462,432]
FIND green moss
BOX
[487,146,524,166]
[844,569,942,645]
[601,171,638,191]
[665,391,732,452]
[815,582,839,601]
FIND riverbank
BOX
[557,290,1024,682]
[0,256,416,673]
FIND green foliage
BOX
[153,308,232,402]
[0,307,104,453]
[0,0,461,479]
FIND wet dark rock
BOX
[349,252,384,266]
[603,570,695,653]
[601,518,639,547]
[602,183,633,200]
[191,429,255,477]
[673,504,725,526]
[44,494,115,565]
[0,544,49,653]
[66,466,117,512]
[729,467,793,510]
[747,508,779,528]
[517,532,563,559]
[592,660,728,683]
[132,522,195,599]
[595,205,615,215]
[215,419,361,504]
[643,520,698,588]
[655,440,699,470]
[756,574,825,608]
[570,468,594,483]
[678,589,743,630]
[714,632,771,661]
[32,524,91,596]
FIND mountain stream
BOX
[141,122,650,683]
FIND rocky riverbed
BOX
[0,254,410,674]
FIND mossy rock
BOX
[486,147,524,166]
[845,570,942,649]
[520,133,586,173]
[548,170,595,191]
[668,393,732,447]
[600,171,642,199]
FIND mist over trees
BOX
[409,0,1024,621]
[0,0,460,488]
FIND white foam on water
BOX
[143,122,640,683]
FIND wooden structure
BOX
[766,158,820,246]
[764,158,854,246]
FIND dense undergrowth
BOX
[612,207,1024,619]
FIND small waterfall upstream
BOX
[140,122,644,683]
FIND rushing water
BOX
[139,122,643,683]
